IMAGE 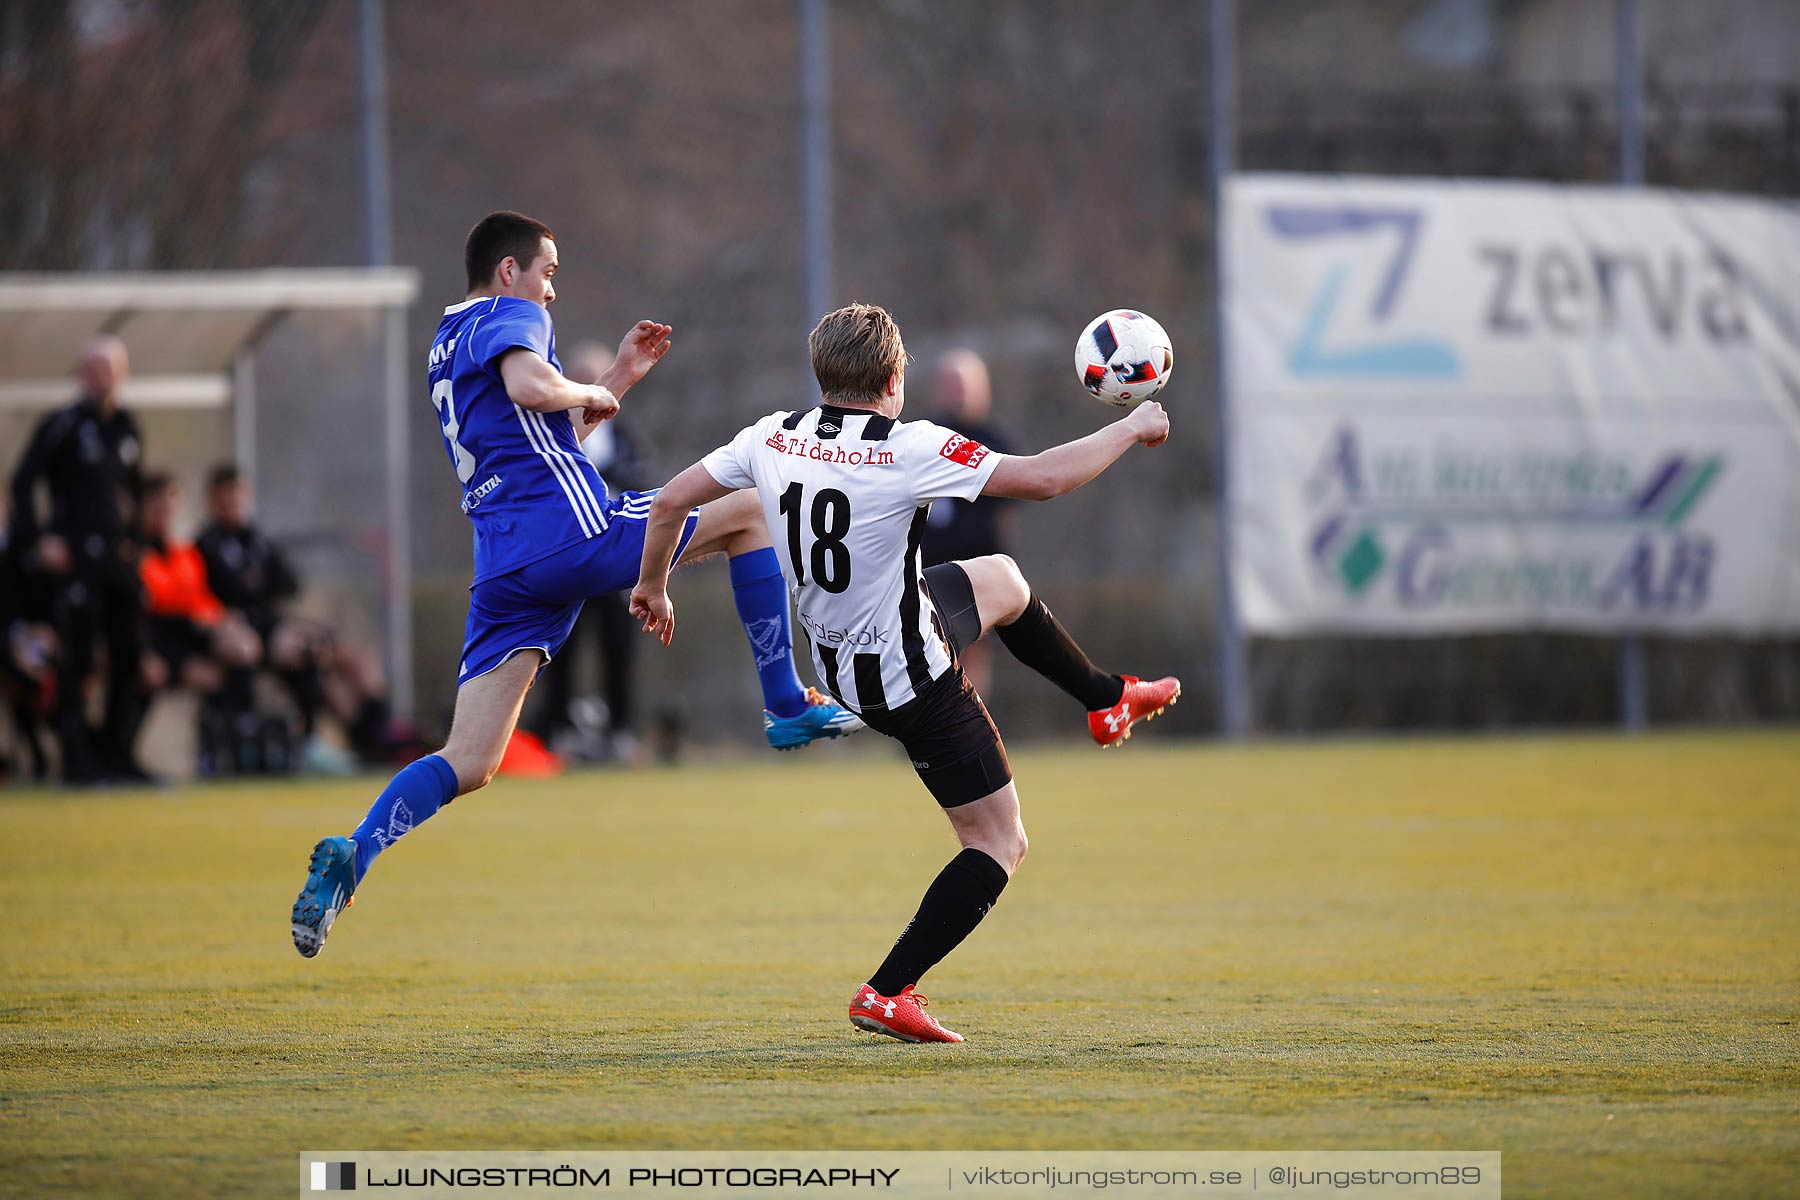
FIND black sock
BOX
[868,848,1010,997]
[994,595,1124,710]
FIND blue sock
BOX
[349,754,459,885]
[729,548,810,719]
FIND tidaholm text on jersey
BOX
[765,430,896,467]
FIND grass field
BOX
[1,731,1796,1197]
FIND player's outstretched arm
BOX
[983,401,1168,501]
[629,461,734,646]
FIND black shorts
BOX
[148,616,214,674]
[851,563,1011,809]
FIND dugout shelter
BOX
[0,269,422,712]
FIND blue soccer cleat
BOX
[292,836,357,958]
[764,687,864,751]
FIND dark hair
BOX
[141,471,177,499]
[207,462,241,491]
[464,211,554,290]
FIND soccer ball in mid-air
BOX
[1075,310,1173,406]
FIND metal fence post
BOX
[1210,0,1249,738]
[801,0,832,344]
[1616,0,1648,733]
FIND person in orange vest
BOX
[138,473,263,772]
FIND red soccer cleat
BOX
[848,984,964,1043]
[1088,675,1181,749]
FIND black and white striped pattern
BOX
[702,405,1002,715]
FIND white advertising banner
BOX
[1226,173,1800,635]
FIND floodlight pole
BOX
[1616,0,1647,733]
[359,0,394,269]
[361,0,413,717]
[1210,0,1249,738]
[801,0,833,347]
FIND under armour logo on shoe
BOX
[1104,705,1131,733]
[861,994,897,1018]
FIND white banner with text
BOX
[1226,173,1800,634]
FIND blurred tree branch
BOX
[0,0,329,270]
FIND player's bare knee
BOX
[721,490,771,555]
[1000,826,1029,873]
[994,554,1030,605]
[959,820,1027,875]
[466,761,499,794]
[971,833,1026,875]
[969,554,1030,627]
[439,746,495,794]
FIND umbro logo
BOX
[818,419,841,435]
[1104,705,1131,733]
[861,994,897,1018]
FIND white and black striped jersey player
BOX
[702,404,1004,717]
[631,303,1180,1044]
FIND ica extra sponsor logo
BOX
[939,434,990,469]
[461,473,502,513]
[1306,426,1723,615]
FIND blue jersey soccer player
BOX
[290,212,860,957]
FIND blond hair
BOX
[808,303,907,405]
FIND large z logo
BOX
[1265,204,1460,379]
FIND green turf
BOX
[1,732,1796,1197]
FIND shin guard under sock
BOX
[995,595,1123,709]
[868,848,1010,996]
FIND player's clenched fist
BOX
[580,387,620,426]
[629,583,676,646]
[1128,400,1169,447]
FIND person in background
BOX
[920,349,1016,697]
[521,340,648,765]
[7,334,153,784]
[138,473,263,773]
[197,463,400,771]
[1,506,59,783]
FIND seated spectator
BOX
[197,463,407,768]
[1,514,59,783]
[138,473,264,774]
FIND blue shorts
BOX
[458,489,700,686]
